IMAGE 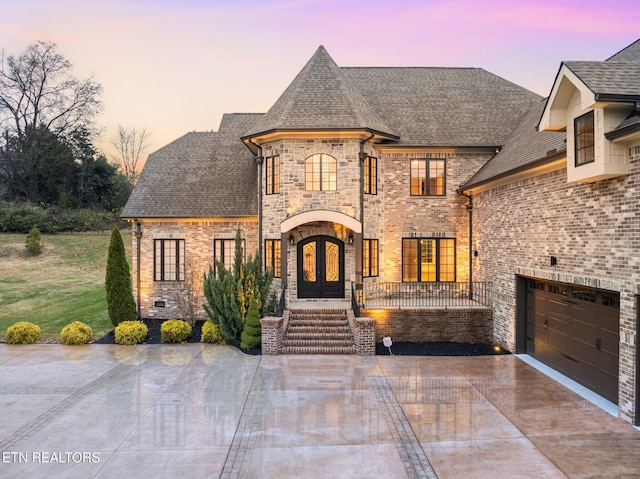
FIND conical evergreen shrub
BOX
[240,295,261,350]
[105,227,137,326]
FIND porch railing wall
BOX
[355,282,492,309]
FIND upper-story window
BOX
[265,155,280,194]
[410,159,445,196]
[575,111,594,167]
[154,239,185,281]
[305,153,336,191]
[364,156,377,195]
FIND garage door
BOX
[525,279,619,403]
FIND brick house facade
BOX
[123,42,640,424]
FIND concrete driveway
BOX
[0,344,638,478]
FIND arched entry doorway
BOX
[297,235,345,298]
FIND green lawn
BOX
[0,231,132,339]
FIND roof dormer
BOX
[539,61,640,183]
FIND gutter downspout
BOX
[461,193,473,301]
[250,139,264,270]
[134,220,142,319]
[357,134,375,301]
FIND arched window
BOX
[305,153,337,191]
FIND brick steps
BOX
[281,309,356,354]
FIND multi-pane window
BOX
[265,239,281,278]
[154,239,185,281]
[410,159,445,196]
[364,156,377,195]
[305,153,337,191]
[575,111,594,166]
[214,239,245,272]
[363,239,379,277]
[402,238,455,282]
[265,155,280,194]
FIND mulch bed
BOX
[94,319,506,357]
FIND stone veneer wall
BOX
[473,144,640,423]
[363,308,493,343]
[132,219,258,320]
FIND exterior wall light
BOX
[550,256,558,266]
[289,235,295,245]
[348,233,354,245]
[134,222,143,238]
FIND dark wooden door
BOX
[297,236,344,298]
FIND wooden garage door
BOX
[525,279,619,404]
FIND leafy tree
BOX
[110,125,151,186]
[0,41,102,138]
[105,227,136,326]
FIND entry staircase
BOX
[281,309,356,354]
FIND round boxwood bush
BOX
[60,321,93,345]
[115,320,148,345]
[200,321,226,344]
[5,321,41,344]
[161,319,192,343]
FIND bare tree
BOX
[171,256,206,326]
[0,41,103,138]
[110,125,151,185]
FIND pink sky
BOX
[1,0,638,155]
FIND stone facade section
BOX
[473,142,640,423]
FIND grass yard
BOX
[0,231,132,339]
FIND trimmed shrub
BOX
[105,227,137,326]
[161,319,192,343]
[240,295,261,350]
[115,320,148,345]
[25,225,44,255]
[5,322,41,344]
[60,321,93,345]
[200,321,226,344]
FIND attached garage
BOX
[524,278,620,403]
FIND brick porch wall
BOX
[361,308,493,343]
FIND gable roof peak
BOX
[242,45,398,143]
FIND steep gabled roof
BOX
[463,99,566,189]
[606,38,640,62]
[562,61,640,101]
[343,67,542,147]
[122,113,260,218]
[242,46,397,141]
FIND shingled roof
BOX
[121,113,260,218]
[463,100,566,189]
[562,61,640,100]
[242,46,398,141]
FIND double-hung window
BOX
[154,239,185,281]
[410,159,445,196]
[575,111,594,166]
[265,155,280,194]
[265,239,281,278]
[402,238,455,282]
[364,156,377,195]
[214,238,244,272]
[305,153,337,191]
[363,239,379,277]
